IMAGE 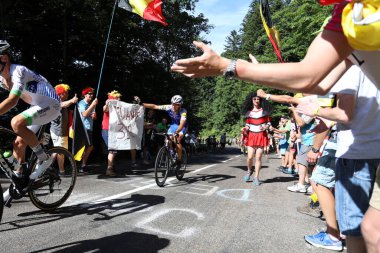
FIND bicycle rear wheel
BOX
[175,148,187,181]
[154,147,170,187]
[29,147,77,211]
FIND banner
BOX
[108,100,144,150]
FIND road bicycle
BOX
[0,125,77,222]
[154,133,187,187]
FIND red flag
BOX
[118,0,168,26]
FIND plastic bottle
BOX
[3,150,20,170]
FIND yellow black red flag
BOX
[71,105,90,161]
[259,0,283,62]
[118,0,168,26]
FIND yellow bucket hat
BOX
[342,0,380,51]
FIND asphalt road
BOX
[0,147,342,253]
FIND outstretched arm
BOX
[134,96,160,110]
[171,31,353,93]
[142,103,160,110]
[257,89,299,105]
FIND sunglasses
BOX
[86,93,94,95]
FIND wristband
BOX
[265,94,271,101]
[311,147,319,153]
[313,106,321,116]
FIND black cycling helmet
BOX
[0,40,10,54]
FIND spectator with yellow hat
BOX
[50,84,78,175]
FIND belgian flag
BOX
[71,105,90,161]
[118,0,167,26]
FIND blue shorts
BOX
[167,124,186,135]
[279,142,288,155]
[310,149,336,189]
[335,158,380,236]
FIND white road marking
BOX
[66,157,235,204]
[136,208,205,238]
[189,164,217,174]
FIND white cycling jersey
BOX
[0,64,60,128]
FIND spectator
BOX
[155,117,168,146]
[287,104,316,193]
[156,117,168,133]
[242,92,272,186]
[101,90,122,177]
[142,109,157,164]
[220,132,227,150]
[78,87,98,172]
[297,65,380,253]
[271,116,291,171]
[51,84,78,175]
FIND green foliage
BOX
[195,0,332,138]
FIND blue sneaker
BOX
[243,171,253,182]
[282,167,294,174]
[252,177,261,186]
[305,231,343,251]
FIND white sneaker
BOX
[30,156,53,180]
[287,183,306,193]
[306,185,313,194]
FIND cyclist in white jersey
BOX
[0,40,60,180]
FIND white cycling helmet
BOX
[0,40,10,54]
[171,95,183,104]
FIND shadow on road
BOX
[184,174,236,184]
[31,231,170,253]
[0,194,164,232]
[261,176,297,184]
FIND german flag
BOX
[118,0,168,26]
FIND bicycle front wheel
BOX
[175,148,187,181]
[29,147,77,211]
[154,147,170,187]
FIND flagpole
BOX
[96,0,119,98]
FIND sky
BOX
[194,0,251,55]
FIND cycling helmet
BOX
[0,40,10,54]
[171,95,183,104]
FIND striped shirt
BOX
[245,108,271,133]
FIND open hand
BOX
[171,41,230,78]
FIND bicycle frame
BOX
[0,125,51,205]
[161,133,180,163]
[0,125,48,185]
